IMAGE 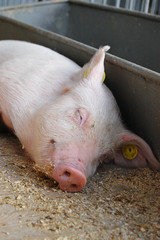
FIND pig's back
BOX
[0,40,80,78]
[0,40,78,67]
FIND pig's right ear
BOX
[114,131,160,170]
[73,46,110,85]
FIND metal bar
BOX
[135,0,141,11]
[141,0,150,13]
[125,0,130,9]
[129,0,136,10]
[102,0,107,5]
[104,0,110,4]
[151,0,158,14]
[158,1,160,15]
[115,0,121,8]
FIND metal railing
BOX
[0,0,48,7]
[83,0,160,15]
[0,0,159,15]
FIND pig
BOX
[0,40,159,192]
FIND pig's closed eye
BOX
[78,113,83,124]
[74,108,88,127]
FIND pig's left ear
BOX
[114,131,160,170]
[76,46,110,85]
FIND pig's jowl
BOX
[0,40,159,192]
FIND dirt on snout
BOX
[0,133,160,240]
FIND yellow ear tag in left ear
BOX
[83,69,106,82]
[122,144,138,160]
[84,69,89,78]
[102,72,106,82]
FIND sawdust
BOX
[0,133,159,240]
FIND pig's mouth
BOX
[53,162,87,192]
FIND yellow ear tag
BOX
[83,69,89,78]
[122,144,138,160]
[102,72,106,82]
[83,69,106,83]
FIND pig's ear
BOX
[82,46,110,84]
[114,131,160,170]
[72,46,110,85]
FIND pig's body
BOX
[0,40,159,192]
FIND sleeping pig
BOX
[0,40,159,192]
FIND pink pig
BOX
[0,40,159,192]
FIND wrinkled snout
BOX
[53,165,87,192]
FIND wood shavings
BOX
[0,133,159,240]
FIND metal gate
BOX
[83,0,160,15]
[0,0,48,7]
[0,0,159,15]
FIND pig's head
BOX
[31,46,160,192]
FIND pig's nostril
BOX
[64,171,71,177]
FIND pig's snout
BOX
[53,165,87,192]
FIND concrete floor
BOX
[0,133,160,240]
